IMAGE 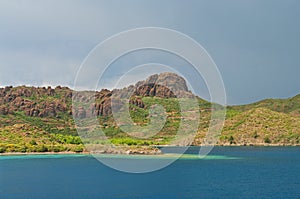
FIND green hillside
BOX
[219,108,300,145]
[231,94,300,116]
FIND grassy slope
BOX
[230,94,300,116]
[219,108,300,145]
[0,123,84,153]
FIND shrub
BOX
[19,145,27,153]
[264,137,271,144]
[53,146,63,152]
[253,131,259,139]
[29,140,37,145]
[6,144,17,152]
[229,135,235,144]
[0,146,6,153]
[73,145,84,153]
[36,145,48,152]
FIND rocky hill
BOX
[0,72,300,153]
[0,73,191,119]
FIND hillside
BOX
[219,108,300,145]
[0,73,300,153]
[230,94,300,116]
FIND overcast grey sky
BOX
[0,0,299,105]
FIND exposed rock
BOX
[0,106,8,115]
[129,97,145,108]
[133,72,192,98]
[0,72,192,118]
[74,106,86,119]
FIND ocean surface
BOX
[1,147,300,199]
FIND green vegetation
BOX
[0,124,84,153]
[110,137,162,146]
[264,137,271,144]
[230,94,300,115]
[219,108,300,146]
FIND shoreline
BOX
[1,145,300,156]
[0,151,90,156]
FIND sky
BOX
[0,0,299,105]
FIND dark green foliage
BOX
[29,140,37,145]
[229,135,235,144]
[0,146,6,153]
[264,137,271,144]
[253,131,259,139]
[36,145,48,152]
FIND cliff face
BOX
[74,73,195,118]
[0,72,192,118]
[0,86,72,117]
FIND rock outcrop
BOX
[134,73,193,98]
[0,73,192,118]
[0,86,72,117]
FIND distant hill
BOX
[0,73,300,153]
[230,94,300,116]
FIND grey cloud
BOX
[0,0,299,104]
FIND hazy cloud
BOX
[0,0,299,104]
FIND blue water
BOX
[1,147,300,198]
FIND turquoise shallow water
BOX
[1,147,300,198]
[0,153,240,160]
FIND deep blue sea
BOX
[1,147,300,199]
